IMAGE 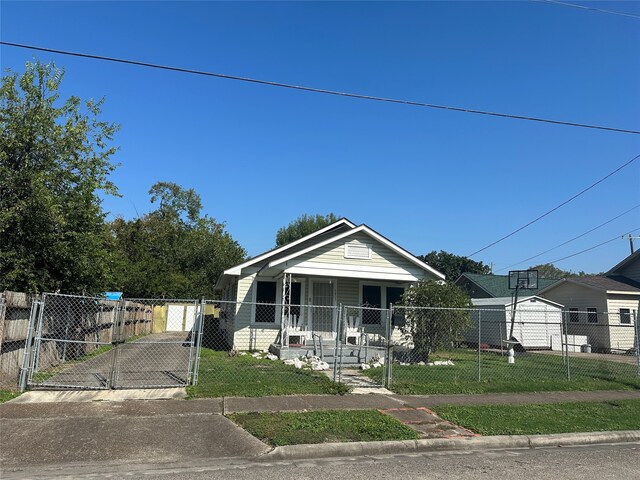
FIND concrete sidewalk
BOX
[2,389,639,472]
[222,389,640,413]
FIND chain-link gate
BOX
[330,305,391,389]
[22,293,203,390]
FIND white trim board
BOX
[223,218,356,276]
[285,265,420,282]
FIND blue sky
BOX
[2,1,639,275]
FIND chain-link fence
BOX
[380,306,640,394]
[19,293,203,390]
[4,291,638,395]
[190,300,350,397]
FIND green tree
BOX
[528,263,586,278]
[418,251,491,282]
[275,213,339,247]
[397,280,472,362]
[110,182,245,298]
[0,61,119,293]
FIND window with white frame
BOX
[620,308,631,325]
[255,281,277,323]
[587,307,598,323]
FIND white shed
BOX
[466,296,564,350]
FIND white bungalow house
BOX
[213,218,444,352]
[538,250,640,353]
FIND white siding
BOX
[337,278,360,306]
[287,233,434,281]
[540,282,611,350]
[606,295,639,352]
[232,273,281,350]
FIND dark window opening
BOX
[255,281,276,323]
[386,287,404,309]
[569,308,579,323]
[587,308,598,323]
[362,285,381,325]
[288,282,301,318]
[620,308,631,325]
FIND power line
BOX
[532,0,640,20]
[467,153,640,258]
[498,203,640,271]
[2,40,640,135]
[545,227,640,265]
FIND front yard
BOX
[363,349,640,395]
[187,348,349,398]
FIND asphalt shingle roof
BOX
[567,275,640,292]
[459,273,559,298]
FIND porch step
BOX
[270,343,385,365]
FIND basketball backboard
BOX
[508,270,538,290]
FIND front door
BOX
[309,280,336,339]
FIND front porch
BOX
[269,338,387,365]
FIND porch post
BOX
[281,273,291,347]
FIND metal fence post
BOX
[31,294,47,375]
[635,309,639,378]
[563,310,571,380]
[477,310,482,382]
[190,298,206,386]
[108,298,125,389]
[333,305,342,383]
[19,295,41,391]
[385,305,394,388]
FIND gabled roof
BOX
[215,219,444,289]
[538,275,640,295]
[222,218,356,276]
[266,223,445,280]
[456,273,558,298]
[606,249,640,276]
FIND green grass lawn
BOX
[0,390,20,403]
[363,349,640,394]
[433,400,640,435]
[230,410,419,446]
[187,349,350,398]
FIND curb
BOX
[262,430,640,461]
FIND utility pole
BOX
[626,234,640,255]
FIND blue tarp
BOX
[103,292,123,300]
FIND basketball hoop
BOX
[508,270,538,290]
[504,270,539,364]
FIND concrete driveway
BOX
[32,332,194,389]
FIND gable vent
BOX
[344,242,371,260]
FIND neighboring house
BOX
[465,296,564,350]
[213,218,444,351]
[538,250,640,353]
[455,273,558,299]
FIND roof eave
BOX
[222,218,357,275]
